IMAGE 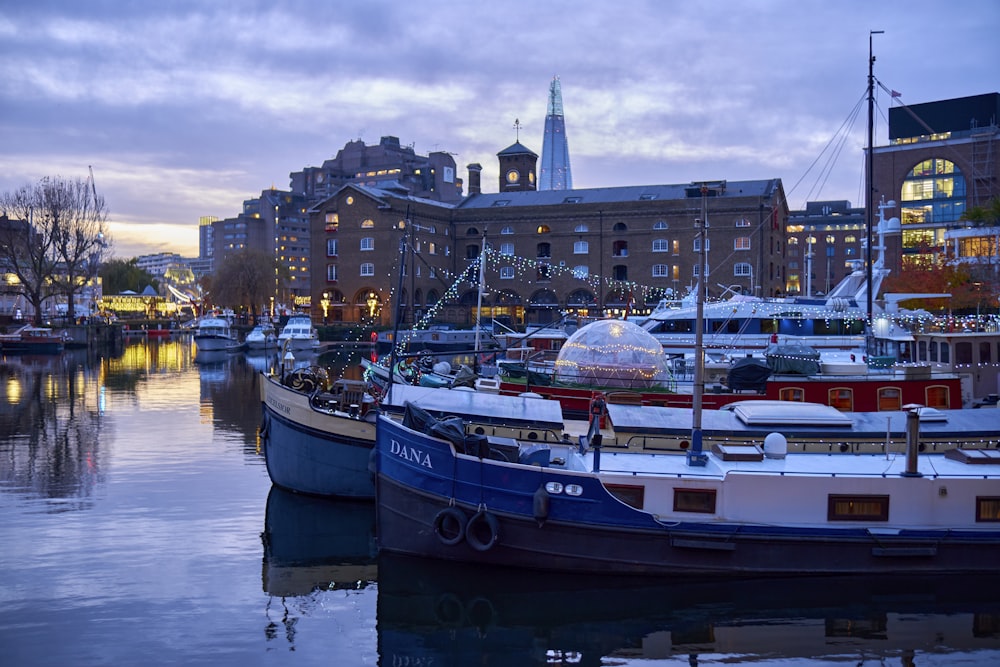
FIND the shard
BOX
[538,76,573,191]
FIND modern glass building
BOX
[538,77,573,191]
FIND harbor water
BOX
[2,338,999,666]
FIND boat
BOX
[277,315,321,352]
[0,325,67,354]
[192,316,237,352]
[373,399,1000,577]
[245,322,278,351]
[258,368,566,499]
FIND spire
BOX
[539,76,573,191]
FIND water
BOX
[2,339,999,666]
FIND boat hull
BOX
[193,334,235,352]
[375,416,1000,577]
[260,375,376,498]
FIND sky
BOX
[1,1,997,259]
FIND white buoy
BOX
[763,432,787,459]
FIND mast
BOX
[687,182,718,467]
[866,30,883,353]
[474,231,487,356]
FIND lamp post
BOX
[321,291,330,325]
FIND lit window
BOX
[734,237,751,250]
[361,218,374,228]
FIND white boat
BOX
[278,315,320,351]
[245,323,278,350]
[192,316,237,352]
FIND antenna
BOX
[513,118,522,142]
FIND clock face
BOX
[506,169,520,184]
[345,195,354,205]
[528,171,535,184]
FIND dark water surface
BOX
[2,338,999,666]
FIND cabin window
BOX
[673,488,717,514]
[981,342,992,365]
[877,387,902,411]
[955,342,973,365]
[827,495,889,521]
[976,497,1000,522]
[828,388,853,411]
[779,387,804,402]
[926,385,950,409]
[607,484,645,510]
[917,340,927,361]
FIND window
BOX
[653,220,668,230]
[693,264,709,277]
[572,265,589,279]
[735,218,751,227]
[606,484,644,509]
[734,262,752,277]
[537,243,551,258]
[977,497,1000,522]
[574,240,589,254]
[500,266,515,280]
[326,264,337,281]
[428,242,436,255]
[612,265,628,281]
[326,238,338,257]
[778,387,805,402]
[536,224,551,234]
[734,237,751,250]
[574,223,589,233]
[877,387,902,411]
[361,219,374,228]
[360,263,374,276]
[671,239,680,255]
[653,264,669,277]
[500,242,515,256]
[613,222,628,232]
[360,237,374,251]
[827,495,889,521]
[828,388,853,411]
[612,240,628,257]
[536,264,551,281]
[652,239,669,252]
[466,245,479,259]
[673,488,717,514]
[926,385,950,409]
[693,238,710,252]
[501,226,514,235]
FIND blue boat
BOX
[374,403,1000,577]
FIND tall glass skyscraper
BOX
[539,77,573,191]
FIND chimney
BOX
[467,163,483,195]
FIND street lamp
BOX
[321,291,330,324]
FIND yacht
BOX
[278,315,320,352]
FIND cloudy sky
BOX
[2,1,997,258]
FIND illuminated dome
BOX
[553,319,673,389]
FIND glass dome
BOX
[553,319,673,389]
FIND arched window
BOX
[501,226,514,235]
[536,224,551,234]
[574,223,589,233]
[361,219,374,228]
[900,159,966,226]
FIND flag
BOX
[891,90,901,98]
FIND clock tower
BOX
[497,141,538,193]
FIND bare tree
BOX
[0,175,112,324]
[208,249,278,322]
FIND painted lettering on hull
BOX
[390,439,434,469]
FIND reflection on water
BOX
[377,554,1000,665]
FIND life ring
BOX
[433,593,465,627]
[432,507,467,546]
[465,510,500,552]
